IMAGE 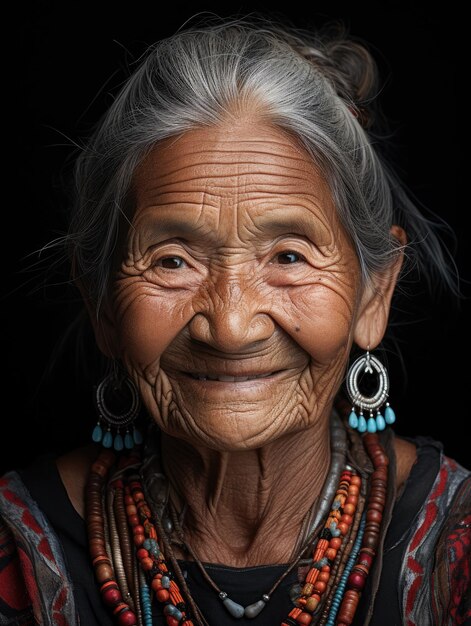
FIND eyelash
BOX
[272,250,306,265]
[153,256,188,269]
[153,249,306,270]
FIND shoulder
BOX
[430,456,471,622]
[401,449,471,625]
[0,472,36,623]
[0,468,79,625]
[0,469,44,536]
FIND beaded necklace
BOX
[166,467,362,623]
[86,429,389,626]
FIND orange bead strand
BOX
[285,467,361,625]
[333,433,389,625]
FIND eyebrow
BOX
[138,215,205,246]
[255,215,316,234]
[252,208,330,239]
[141,217,199,235]
[137,205,330,248]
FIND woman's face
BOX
[102,119,378,451]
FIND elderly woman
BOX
[0,18,469,626]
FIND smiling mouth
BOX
[185,371,280,382]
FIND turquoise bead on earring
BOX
[91,420,130,450]
[113,432,124,451]
[92,421,103,443]
[367,415,377,433]
[348,410,359,429]
[385,402,396,424]
[376,412,386,431]
[124,430,135,449]
[347,404,395,433]
[92,423,141,450]
[102,428,113,448]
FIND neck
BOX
[160,411,331,567]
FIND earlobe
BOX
[353,225,407,350]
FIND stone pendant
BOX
[222,597,245,618]
[221,593,268,618]
[244,599,266,618]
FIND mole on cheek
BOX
[295,325,301,332]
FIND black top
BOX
[18,438,441,626]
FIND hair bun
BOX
[295,34,378,128]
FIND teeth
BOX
[191,372,274,382]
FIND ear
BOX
[77,281,119,359]
[353,225,407,350]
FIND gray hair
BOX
[67,16,457,315]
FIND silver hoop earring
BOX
[346,350,396,433]
[91,373,143,450]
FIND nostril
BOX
[188,309,275,352]
[188,313,212,343]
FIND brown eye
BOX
[155,256,186,269]
[275,251,304,264]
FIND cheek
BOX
[275,283,356,364]
[114,283,193,364]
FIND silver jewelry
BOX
[91,372,143,450]
[346,350,396,433]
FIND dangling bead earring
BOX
[91,371,142,450]
[346,349,396,433]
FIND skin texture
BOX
[75,118,410,566]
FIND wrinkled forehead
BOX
[128,120,352,252]
[132,121,335,210]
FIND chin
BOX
[163,409,289,452]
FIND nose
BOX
[188,276,275,352]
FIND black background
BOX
[2,1,468,473]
